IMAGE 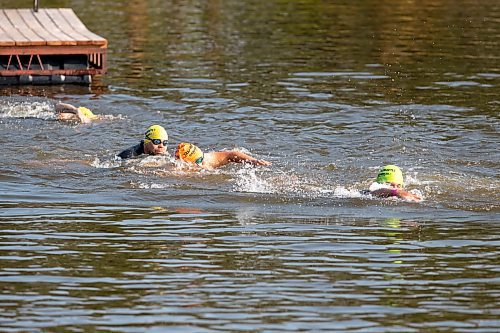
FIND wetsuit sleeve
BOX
[117,143,144,159]
[117,147,134,159]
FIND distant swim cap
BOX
[376,165,404,187]
[144,125,168,143]
[175,142,204,165]
[77,106,97,120]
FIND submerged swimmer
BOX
[367,165,422,202]
[175,142,271,170]
[117,125,169,159]
[55,102,100,124]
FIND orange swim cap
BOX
[175,142,204,165]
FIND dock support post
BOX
[33,0,39,12]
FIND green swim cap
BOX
[376,165,404,187]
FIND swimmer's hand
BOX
[55,102,79,114]
[203,151,271,169]
[371,188,422,202]
[398,190,422,202]
[248,159,272,166]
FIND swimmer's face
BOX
[144,140,167,155]
[387,182,403,189]
[57,113,79,122]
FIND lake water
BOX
[0,0,499,332]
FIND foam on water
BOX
[136,155,172,168]
[83,145,449,206]
[233,167,274,194]
[0,99,125,123]
[90,157,122,169]
[32,97,491,212]
[232,166,367,199]
[0,100,55,120]
[132,181,172,189]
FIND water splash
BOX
[233,167,274,194]
[330,186,364,198]
[232,166,366,199]
[0,100,55,120]
[131,181,172,189]
[136,155,172,168]
[90,157,121,169]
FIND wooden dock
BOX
[0,8,107,85]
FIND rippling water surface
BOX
[0,0,499,331]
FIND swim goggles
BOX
[146,137,168,146]
[195,154,204,165]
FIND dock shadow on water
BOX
[0,0,499,331]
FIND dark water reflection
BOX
[1,203,499,332]
[0,0,499,331]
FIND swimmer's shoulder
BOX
[118,142,145,159]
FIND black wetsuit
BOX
[117,141,145,159]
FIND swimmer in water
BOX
[55,102,99,124]
[175,142,271,170]
[117,124,169,159]
[368,165,422,202]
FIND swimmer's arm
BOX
[204,151,271,169]
[55,102,78,114]
[397,189,422,202]
[371,188,421,202]
[226,151,271,166]
[55,102,92,123]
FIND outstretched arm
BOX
[55,102,78,114]
[371,188,421,202]
[204,151,271,169]
[55,102,92,124]
[397,189,422,202]
[225,151,271,166]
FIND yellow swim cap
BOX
[376,165,404,187]
[175,142,204,165]
[77,106,97,120]
[144,125,168,143]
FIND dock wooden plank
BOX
[0,20,16,46]
[5,9,46,46]
[16,9,62,46]
[32,9,77,46]
[58,8,107,46]
[0,9,32,46]
[0,8,107,48]
[1,7,107,81]
[44,9,93,45]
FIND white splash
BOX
[368,182,392,191]
[91,157,121,169]
[236,207,259,225]
[132,182,171,189]
[137,155,171,167]
[331,186,364,198]
[234,167,274,193]
[0,100,55,120]
[99,114,126,121]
